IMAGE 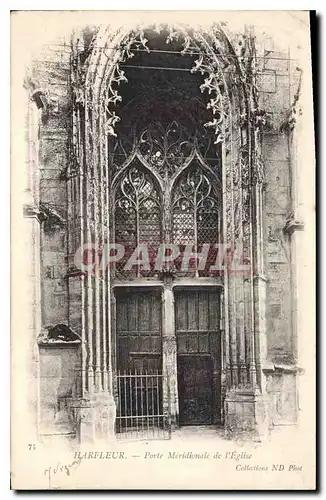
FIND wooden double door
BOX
[116,287,221,426]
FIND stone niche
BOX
[38,324,81,437]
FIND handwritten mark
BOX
[44,457,81,489]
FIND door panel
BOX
[178,355,213,425]
[115,288,163,431]
[175,289,220,334]
[175,288,221,425]
[116,288,162,373]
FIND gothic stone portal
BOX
[64,24,279,440]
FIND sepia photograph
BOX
[10,9,316,490]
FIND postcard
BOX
[11,10,316,490]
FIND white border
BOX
[4,3,321,498]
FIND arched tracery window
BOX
[114,162,162,277]
[113,122,221,278]
[172,164,221,275]
[172,164,220,245]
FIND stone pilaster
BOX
[162,285,179,428]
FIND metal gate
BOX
[116,371,171,440]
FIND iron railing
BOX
[116,371,171,440]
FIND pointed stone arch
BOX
[69,22,268,437]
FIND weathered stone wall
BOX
[256,36,294,363]
[38,344,80,436]
[255,33,302,424]
[31,38,71,328]
[266,371,298,425]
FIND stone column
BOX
[284,95,304,369]
[73,123,117,445]
[224,126,270,440]
[219,289,227,423]
[162,282,179,428]
[252,181,268,392]
[226,171,270,441]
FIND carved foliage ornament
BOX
[72,24,266,164]
[78,25,242,144]
[102,30,149,137]
[165,27,230,145]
